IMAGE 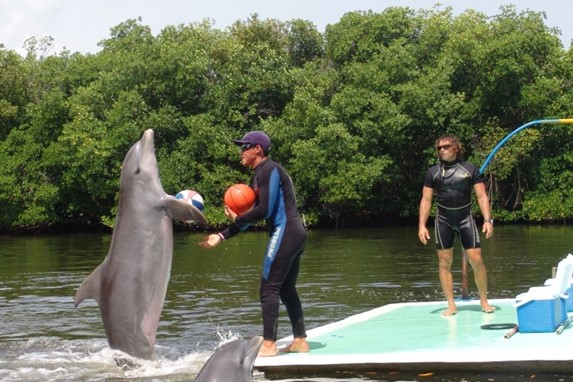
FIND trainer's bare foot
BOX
[257,340,278,357]
[441,307,458,317]
[481,302,495,313]
[279,337,310,353]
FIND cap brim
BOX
[233,139,247,146]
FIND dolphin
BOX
[194,336,264,382]
[74,129,207,360]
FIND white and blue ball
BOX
[175,189,205,212]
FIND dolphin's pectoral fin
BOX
[165,197,208,224]
[74,262,104,307]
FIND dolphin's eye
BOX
[135,168,141,175]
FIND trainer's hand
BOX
[418,226,430,245]
[482,222,494,239]
[224,205,238,223]
[199,234,222,248]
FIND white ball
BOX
[175,189,205,212]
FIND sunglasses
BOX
[240,143,257,152]
[436,144,452,151]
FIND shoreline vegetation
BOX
[2,5,573,234]
[3,218,571,236]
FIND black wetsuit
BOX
[423,159,483,250]
[220,158,307,341]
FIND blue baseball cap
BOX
[233,131,271,151]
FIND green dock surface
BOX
[255,299,573,377]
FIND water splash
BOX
[0,337,212,382]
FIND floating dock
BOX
[254,298,573,378]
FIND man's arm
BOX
[418,186,434,245]
[474,182,493,239]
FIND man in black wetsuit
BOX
[418,134,494,317]
[199,131,309,357]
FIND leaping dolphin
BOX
[74,129,207,359]
[194,336,263,382]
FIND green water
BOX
[1,225,572,381]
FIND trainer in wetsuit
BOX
[199,131,309,357]
[418,134,494,317]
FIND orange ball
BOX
[224,184,256,215]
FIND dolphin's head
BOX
[194,336,264,382]
[120,129,164,202]
[122,129,158,180]
[138,129,158,174]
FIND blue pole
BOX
[461,119,572,300]
[479,119,573,174]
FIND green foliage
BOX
[0,50,31,140]
[0,127,60,230]
[1,7,573,232]
[521,144,573,221]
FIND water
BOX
[1,225,573,381]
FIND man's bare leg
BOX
[437,248,457,316]
[466,248,495,313]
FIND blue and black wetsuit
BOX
[220,158,307,341]
[424,159,483,250]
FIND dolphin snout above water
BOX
[74,129,207,359]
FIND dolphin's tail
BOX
[74,262,104,307]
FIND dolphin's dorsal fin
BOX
[74,262,104,307]
[164,197,207,225]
